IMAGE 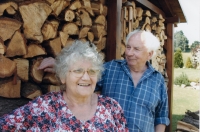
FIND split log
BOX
[5,30,27,57]
[30,58,44,83]
[19,1,52,43]
[41,85,61,94]
[176,121,199,132]
[42,20,58,40]
[82,0,94,16]
[21,82,42,100]
[92,24,106,38]
[64,9,75,22]
[94,15,106,26]
[87,32,94,42]
[14,58,29,82]
[62,23,79,35]
[0,17,22,41]
[91,1,103,15]
[0,38,6,55]
[23,44,46,58]
[69,0,81,10]
[0,1,18,16]
[0,76,21,98]
[136,7,143,18]
[59,31,69,47]
[78,8,92,26]
[51,0,70,16]
[42,73,60,85]
[0,55,16,78]
[79,26,90,39]
[43,37,61,57]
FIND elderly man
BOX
[38,30,170,132]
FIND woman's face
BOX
[61,60,98,98]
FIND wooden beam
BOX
[105,0,122,61]
[164,23,174,132]
[165,16,180,23]
[135,0,165,18]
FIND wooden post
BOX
[105,0,122,61]
[164,23,174,132]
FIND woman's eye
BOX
[74,69,83,73]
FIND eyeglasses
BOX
[69,68,99,78]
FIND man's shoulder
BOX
[105,59,126,66]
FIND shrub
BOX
[185,57,193,68]
[174,49,184,68]
[174,72,190,86]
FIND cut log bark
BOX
[0,55,16,78]
[79,26,90,39]
[5,30,27,57]
[23,44,46,58]
[51,0,70,16]
[43,37,61,57]
[0,17,22,41]
[176,121,199,132]
[21,82,42,100]
[19,1,52,43]
[30,57,44,83]
[91,1,103,15]
[62,23,79,35]
[64,9,75,22]
[14,58,29,81]
[0,76,21,98]
[42,73,60,85]
[0,1,18,16]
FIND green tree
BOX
[174,31,189,52]
[174,49,184,68]
[185,57,193,68]
[190,41,200,51]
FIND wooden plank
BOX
[165,16,180,23]
[164,23,174,132]
[135,0,165,18]
[105,0,122,61]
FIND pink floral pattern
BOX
[0,91,128,132]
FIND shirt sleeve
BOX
[95,63,107,92]
[110,98,128,132]
[154,77,170,126]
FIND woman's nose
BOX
[81,71,90,80]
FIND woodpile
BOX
[121,1,168,86]
[0,0,108,99]
[176,110,199,132]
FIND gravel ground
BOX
[0,97,30,116]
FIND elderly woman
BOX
[0,40,127,131]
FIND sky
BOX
[174,0,200,45]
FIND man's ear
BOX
[148,51,154,59]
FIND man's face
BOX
[125,33,152,68]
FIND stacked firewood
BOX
[0,0,108,99]
[120,1,168,85]
[176,110,199,132]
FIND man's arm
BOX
[37,57,55,73]
[155,124,166,132]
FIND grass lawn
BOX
[172,67,200,131]
[172,85,199,131]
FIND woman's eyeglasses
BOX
[69,68,99,77]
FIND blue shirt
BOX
[96,60,170,132]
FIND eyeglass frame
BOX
[69,68,100,78]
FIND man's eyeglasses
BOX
[69,68,99,78]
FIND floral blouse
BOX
[0,91,127,132]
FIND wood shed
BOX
[0,0,186,131]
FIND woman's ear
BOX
[60,77,66,84]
